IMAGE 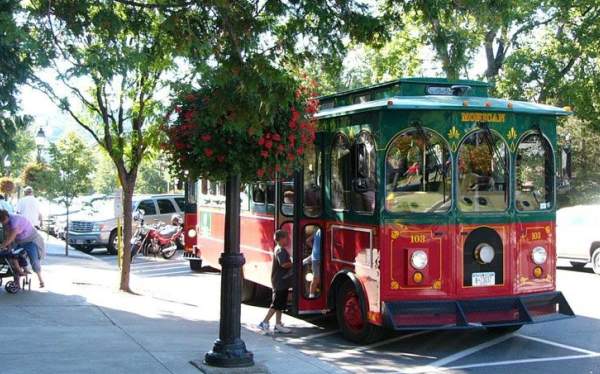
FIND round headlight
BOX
[532,246,548,265]
[188,229,197,238]
[475,243,495,264]
[305,272,314,282]
[411,250,428,270]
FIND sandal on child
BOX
[39,282,45,288]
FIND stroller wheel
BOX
[5,281,19,294]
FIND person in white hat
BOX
[16,186,42,228]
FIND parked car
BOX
[67,194,185,254]
[556,204,600,274]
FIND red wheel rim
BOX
[343,290,364,332]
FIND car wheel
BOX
[570,261,586,270]
[189,259,203,272]
[592,248,600,275]
[107,230,118,255]
[75,245,94,254]
[335,280,383,343]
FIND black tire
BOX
[107,230,118,255]
[75,245,94,254]
[592,248,600,275]
[570,261,586,270]
[335,280,383,343]
[486,325,523,334]
[161,246,177,259]
[189,259,203,272]
[5,281,19,294]
[241,279,256,303]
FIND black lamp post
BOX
[35,127,46,163]
[203,174,254,368]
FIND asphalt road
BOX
[82,248,600,374]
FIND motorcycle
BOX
[131,210,183,260]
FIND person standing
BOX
[0,209,46,288]
[0,194,13,213]
[258,230,293,333]
[16,186,42,228]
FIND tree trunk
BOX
[119,179,135,292]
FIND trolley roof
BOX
[315,77,571,119]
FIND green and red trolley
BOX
[186,78,574,342]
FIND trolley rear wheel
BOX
[335,280,383,343]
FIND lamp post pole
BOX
[35,127,46,163]
[204,173,254,368]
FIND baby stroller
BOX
[0,248,31,294]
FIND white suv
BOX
[68,194,185,254]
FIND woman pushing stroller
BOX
[0,209,45,289]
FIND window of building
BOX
[331,133,351,211]
[386,128,452,213]
[516,133,554,211]
[457,129,508,212]
[352,131,376,214]
[303,142,322,217]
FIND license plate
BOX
[76,240,84,244]
[472,272,495,287]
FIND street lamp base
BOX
[204,338,254,368]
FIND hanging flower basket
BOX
[162,68,319,182]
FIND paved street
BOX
[83,244,600,374]
[2,236,599,373]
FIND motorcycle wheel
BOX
[162,247,177,259]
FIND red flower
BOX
[297,147,304,156]
[217,155,225,163]
[275,164,281,173]
[258,137,265,146]
[272,133,281,142]
[288,134,296,143]
[201,134,212,142]
[257,168,265,178]
[289,120,297,130]
[287,153,296,161]
[277,144,285,154]
[265,140,273,149]
[185,94,196,102]
[261,150,269,158]
[184,111,194,121]
[291,107,300,122]
[204,148,214,157]
[266,133,272,139]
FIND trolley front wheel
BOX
[335,280,383,343]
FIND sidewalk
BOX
[0,247,344,374]
[41,231,100,260]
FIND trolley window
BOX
[303,142,322,217]
[352,131,376,214]
[331,133,351,211]
[516,133,554,211]
[458,130,509,212]
[386,128,452,213]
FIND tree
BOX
[0,177,15,197]
[382,0,542,82]
[0,128,36,177]
[0,0,40,156]
[135,156,169,194]
[20,162,53,197]
[27,1,182,292]
[92,148,118,195]
[46,133,95,255]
